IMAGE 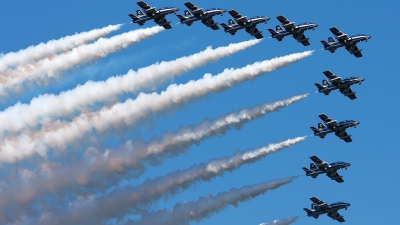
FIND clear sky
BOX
[0,0,399,224]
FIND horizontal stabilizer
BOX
[128,14,137,19]
[176,14,186,22]
[220,23,229,30]
[303,208,313,213]
[310,126,319,134]
[268,28,277,35]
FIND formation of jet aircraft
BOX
[304,197,351,223]
[303,155,350,183]
[310,113,360,143]
[315,70,365,100]
[127,1,371,222]
[128,1,372,58]
[321,26,371,57]
[268,15,318,46]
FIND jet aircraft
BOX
[176,2,226,30]
[315,70,365,100]
[310,113,360,143]
[302,155,351,183]
[220,10,270,39]
[321,26,371,57]
[268,15,318,46]
[304,196,350,223]
[129,1,179,29]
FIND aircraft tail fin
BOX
[328,36,336,43]
[317,123,326,130]
[322,79,330,86]
[184,10,193,17]
[276,25,283,31]
[136,9,145,17]
[310,163,318,170]
[228,19,237,26]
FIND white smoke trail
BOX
[0,51,313,163]
[125,177,298,225]
[0,26,164,97]
[0,95,307,220]
[32,138,304,225]
[260,216,299,225]
[0,24,122,73]
[0,39,260,137]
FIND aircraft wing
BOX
[323,70,343,86]
[184,2,205,14]
[335,130,353,143]
[310,196,328,208]
[296,33,310,46]
[154,17,172,29]
[202,18,220,30]
[310,155,324,164]
[346,45,363,58]
[310,155,328,168]
[245,26,263,39]
[318,113,338,128]
[276,15,296,29]
[329,26,349,41]
[228,9,248,22]
[327,171,344,183]
[328,211,346,223]
[339,87,357,100]
[137,1,157,14]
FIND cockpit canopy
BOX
[350,34,368,37]
[298,22,315,25]
[206,7,223,11]
[343,77,358,81]
[339,120,355,124]
[331,201,346,205]
[160,6,175,10]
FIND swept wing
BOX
[323,70,343,86]
[329,26,349,42]
[137,1,157,14]
[335,130,352,143]
[327,171,344,183]
[276,15,296,29]
[340,87,357,100]
[310,196,328,208]
[318,113,338,129]
[228,9,248,23]
[328,211,346,223]
[310,155,328,168]
[184,2,204,15]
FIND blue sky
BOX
[0,0,399,224]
